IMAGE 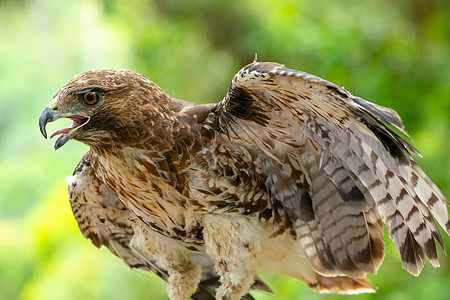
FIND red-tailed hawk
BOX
[39,60,449,300]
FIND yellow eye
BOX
[83,91,100,105]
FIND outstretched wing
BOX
[68,152,267,300]
[211,61,449,277]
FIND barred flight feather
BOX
[223,61,448,277]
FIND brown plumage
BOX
[67,153,269,300]
[39,60,449,300]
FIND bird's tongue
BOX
[49,116,88,139]
[50,128,71,139]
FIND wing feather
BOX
[68,153,171,276]
[214,61,449,276]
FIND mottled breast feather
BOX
[68,152,269,300]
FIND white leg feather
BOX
[130,223,201,300]
[203,214,262,300]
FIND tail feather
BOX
[309,275,375,295]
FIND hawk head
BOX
[39,69,172,150]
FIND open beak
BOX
[39,105,89,150]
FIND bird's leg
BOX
[203,214,263,300]
[130,224,201,300]
[161,251,201,300]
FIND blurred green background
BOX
[1,0,449,299]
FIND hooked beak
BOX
[39,102,89,150]
[39,106,58,139]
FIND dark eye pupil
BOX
[84,91,98,104]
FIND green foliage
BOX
[0,0,449,299]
